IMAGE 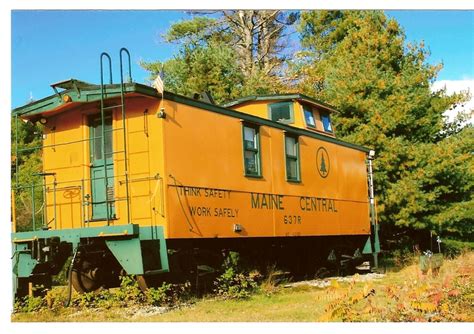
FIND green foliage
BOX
[70,276,145,308]
[14,295,44,313]
[15,275,192,313]
[391,248,417,269]
[44,287,68,310]
[259,265,287,296]
[11,115,44,232]
[213,252,262,299]
[146,281,191,306]
[295,10,473,241]
[164,16,229,47]
[52,256,72,286]
[146,282,173,306]
[442,239,474,258]
[386,127,473,237]
[142,11,297,104]
[114,275,144,304]
[142,40,243,104]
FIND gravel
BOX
[126,305,170,319]
[284,272,386,288]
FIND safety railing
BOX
[12,48,135,233]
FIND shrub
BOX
[259,264,286,296]
[146,282,173,306]
[114,275,144,304]
[71,276,143,308]
[14,295,44,313]
[442,239,474,258]
[213,251,262,299]
[44,287,68,310]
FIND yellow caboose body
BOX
[12,50,379,298]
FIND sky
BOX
[11,10,474,109]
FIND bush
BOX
[146,281,191,306]
[71,276,144,308]
[114,275,144,304]
[259,264,286,296]
[391,248,417,268]
[14,295,44,313]
[213,251,262,299]
[442,239,474,258]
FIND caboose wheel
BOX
[71,259,105,293]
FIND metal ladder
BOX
[93,48,132,226]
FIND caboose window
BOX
[320,111,333,133]
[268,101,294,124]
[303,105,316,128]
[243,124,261,177]
[285,135,300,182]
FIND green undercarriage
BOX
[11,224,169,299]
[11,224,380,300]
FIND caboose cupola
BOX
[223,93,337,136]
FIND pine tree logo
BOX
[316,147,330,178]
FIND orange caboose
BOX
[12,49,380,297]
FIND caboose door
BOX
[89,114,115,220]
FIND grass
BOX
[12,251,474,322]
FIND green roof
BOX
[12,79,369,153]
[12,80,158,117]
[222,93,338,113]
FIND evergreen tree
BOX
[295,10,473,242]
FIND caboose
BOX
[11,49,380,298]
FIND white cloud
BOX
[431,79,474,125]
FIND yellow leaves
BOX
[385,286,399,300]
[363,283,373,297]
[361,305,373,314]
[330,280,340,289]
[414,283,430,298]
[318,311,333,322]
[410,301,437,312]
[377,79,386,89]
[440,303,450,313]
[350,292,364,304]
[316,253,473,322]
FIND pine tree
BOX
[295,10,473,242]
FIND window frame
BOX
[320,111,333,133]
[302,104,316,129]
[242,123,262,178]
[268,101,294,124]
[89,112,113,163]
[284,133,301,183]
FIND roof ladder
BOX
[81,48,133,227]
[119,47,132,225]
[99,52,113,226]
